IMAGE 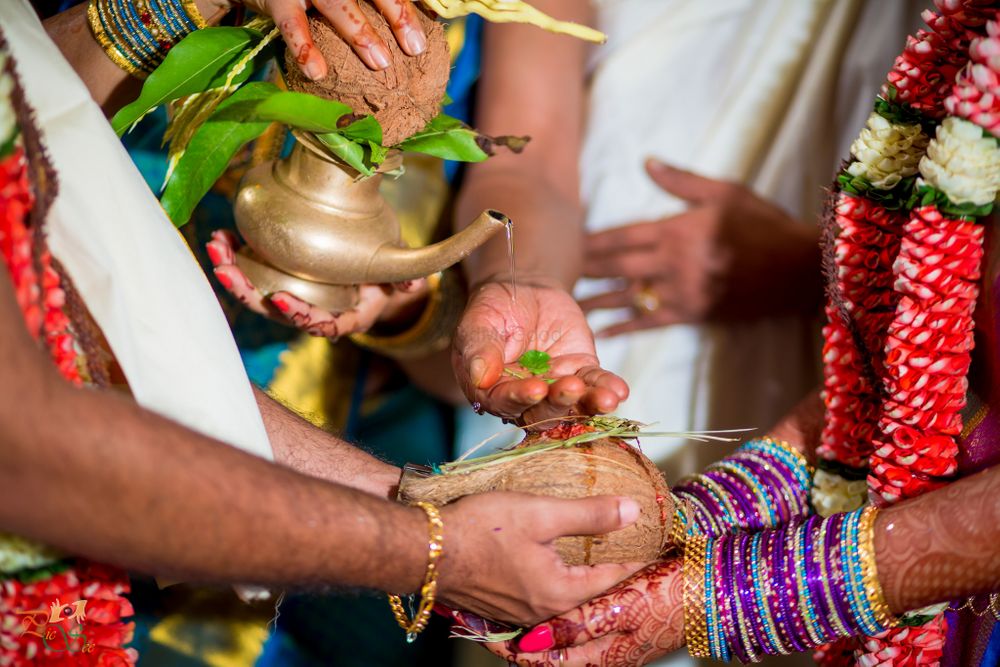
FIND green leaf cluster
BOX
[115,21,528,227]
[873,86,938,135]
[908,184,994,219]
[837,171,916,211]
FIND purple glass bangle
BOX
[758,529,791,654]
[737,451,807,521]
[769,526,807,653]
[700,472,749,529]
[777,525,810,651]
[803,516,839,641]
[736,533,771,659]
[716,534,744,663]
[678,484,726,535]
[705,469,759,529]
[824,513,856,634]
[728,533,757,663]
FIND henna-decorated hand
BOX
[223,0,428,76]
[207,230,427,339]
[486,559,685,667]
[452,280,629,426]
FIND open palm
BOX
[453,281,629,425]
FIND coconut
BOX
[284,2,450,146]
[399,424,674,566]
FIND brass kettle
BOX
[233,131,507,312]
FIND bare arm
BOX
[253,386,402,497]
[454,0,591,291]
[0,274,428,592]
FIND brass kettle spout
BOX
[364,210,508,283]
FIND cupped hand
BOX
[438,492,645,627]
[486,559,685,666]
[452,281,629,425]
[234,0,428,76]
[207,229,426,339]
[580,159,822,337]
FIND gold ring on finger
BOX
[632,284,660,314]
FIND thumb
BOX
[533,495,641,541]
[455,320,507,390]
[645,157,729,204]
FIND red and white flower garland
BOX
[0,49,135,667]
[816,2,1000,665]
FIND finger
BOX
[575,366,629,404]
[313,0,393,70]
[519,598,628,652]
[214,264,271,315]
[582,251,661,280]
[532,495,640,542]
[372,0,427,56]
[645,157,734,204]
[543,375,587,408]
[482,376,550,416]
[596,315,678,339]
[270,1,327,80]
[585,220,661,256]
[391,277,427,294]
[454,320,507,390]
[206,229,238,267]
[578,289,632,313]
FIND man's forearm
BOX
[255,386,401,498]
[0,319,426,593]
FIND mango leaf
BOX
[316,131,374,177]
[398,114,489,162]
[213,85,354,133]
[340,115,383,144]
[160,83,274,226]
[112,27,270,136]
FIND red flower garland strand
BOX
[0,142,134,665]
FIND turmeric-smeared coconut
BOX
[399,423,674,566]
[284,2,450,146]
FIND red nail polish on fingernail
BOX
[272,298,290,314]
[215,271,232,290]
[206,244,221,266]
[518,625,554,653]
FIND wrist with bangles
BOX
[387,501,444,642]
[682,505,898,662]
[88,0,233,78]
[670,436,814,548]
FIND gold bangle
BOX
[858,505,897,628]
[387,502,444,642]
[87,0,150,78]
[351,270,464,360]
[683,533,711,658]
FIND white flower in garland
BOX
[919,116,1000,206]
[0,532,61,575]
[846,112,929,189]
[811,469,868,517]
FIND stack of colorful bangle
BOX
[672,437,813,542]
[88,0,208,78]
[683,505,896,663]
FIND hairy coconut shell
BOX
[399,437,673,566]
[284,2,449,146]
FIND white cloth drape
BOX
[2,0,272,461]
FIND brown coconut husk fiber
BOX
[284,2,449,146]
[399,435,673,566]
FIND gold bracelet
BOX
[858,505,897,628]
[683,533,711,658]
[387,502,444,642]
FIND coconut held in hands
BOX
[399,422,674,566]
[284,2,450,146]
